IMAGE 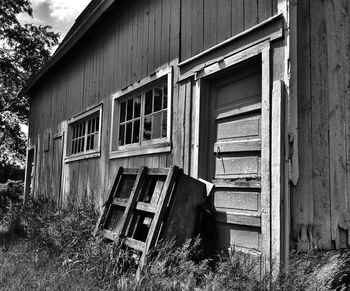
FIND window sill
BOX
[110,142,171,159]
[65,151,101,163]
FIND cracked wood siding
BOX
[292,0,350,251]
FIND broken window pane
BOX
[134,96,141,118]
[154,87,162,112]
[127,99,133,121]
[143,116,152,141]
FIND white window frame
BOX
[65,104,103,163]
[110,67,172,159]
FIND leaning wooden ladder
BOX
[96,165,181,271]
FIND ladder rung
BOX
[124,237,145,252]
[136,202,157,213]
[112,197,128,207]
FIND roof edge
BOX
[19,0,115,98]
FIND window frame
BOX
[65,104,103,163]
[110,67,172,159]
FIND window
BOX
[110,68,171,159]
[66,105,102,162]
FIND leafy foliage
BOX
[0,0,60,166]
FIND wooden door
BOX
[206,64,269,259]
[52,135,64,208]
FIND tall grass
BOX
[1,198,350,290]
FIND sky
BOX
[18,0,91,40]
[17,0,90,138]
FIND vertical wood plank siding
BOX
[29,0,279,206]
[29,0,181,207]
[292,0,350,251]
[180,0,278,60]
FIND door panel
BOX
[214,190,261,212]
[216,223,261,250]
[207,65,265,255]
[216,115,261,140]
[215,155,260,177]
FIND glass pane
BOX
[86,136,90,150]
[119,124,125,146]
[120,101,126,122]
[92,117,96,133]
[152,112,161,139]
[127,99,133,121]
[71,140,75,154]
[133,119,140,143]
[126,122,132,144]
[154,88,162,112]
[163,84,167,109]
[162,110,167,138]
[145,90,153,115]
[134,96,141,118]
[81,138,85,152]
[92,134,96,149]
[87,119,91,134]
[143,116,152,141]
[95,116,99,132]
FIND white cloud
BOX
[31,0,90,22]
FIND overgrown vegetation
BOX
[1,194,350,290]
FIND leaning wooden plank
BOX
[93,167,123,236]
[115,167,147,243]
[140,166,180,267]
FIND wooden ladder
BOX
[96,165,181,270]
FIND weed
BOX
[1,198,350,290]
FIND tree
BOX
[0,0,60,173]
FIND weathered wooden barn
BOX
[22,0,350,270]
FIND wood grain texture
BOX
[310,0,331,250]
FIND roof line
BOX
[19,0,115,98]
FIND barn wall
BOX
[29,0,181,207]
[292,0,350,251]
[180,0,279,60]
[28,0,283,210]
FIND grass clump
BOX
[1,197,350,290]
